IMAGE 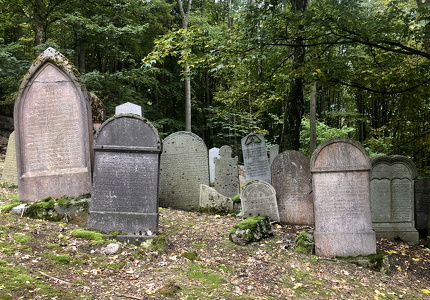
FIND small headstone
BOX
[1,131,18,185]
[159,131,209,211]
[241,133,271,183]
[415,178,430,237]
[14,47,93,202]
[370,155,419,244]
[199,184,233,212]
[115,102,142,117]
[269,144,279,166]
[271,150,314,225]
[209,147,220,184]
[241,180,280,222]
[214,145,240,198]
[311,138,376,257]
[88,115,161,244]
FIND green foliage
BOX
[71,229,104,241]
[52,254,71,265]
[294,231,314,255]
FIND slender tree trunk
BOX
[33,0,44,47]
[310,81,317,155]
[280,0,308,151]
[178,0,193,132]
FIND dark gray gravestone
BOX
[214,145,239,198]
[241,133,271,183]
[115,102,142,117]
[415,178,430,237]
[159,131,209,211]
[241,180,280,222]
[311,138,376,257]
[370,155,419,244]
[14,47,93,202]
[271,150,314,225]
[88,115,161,244]
[1,131,18,185]
[209,147,220,184]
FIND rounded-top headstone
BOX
[310,138,376,257]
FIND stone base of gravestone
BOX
[314,232,377,258]
[373,225,419,245]
[199,184,234,212]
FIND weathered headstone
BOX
[241,133,271,183]
[1,131,18,185]
[159,131,209,211]
[199,184,233,211]
[370,155,419,244]
[88,115,161,243]
[214,145,239,198]
[241,180,280,222]
[311,138,376,257]
[269,144,279,166]
[115,102,142,117]
[209,147,220,184]
[271,150,314,225]
[14,47,93,202]
[414,178,430,237]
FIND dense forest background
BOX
[1,0,430,175]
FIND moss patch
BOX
[294,231,314,255]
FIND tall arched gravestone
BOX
[370,155,418,244]
[209,147,220,184]
[14,47,93,202]
[241,180,280,222]
[311,138,376,257]
[214,145,239,198]
[88,115,161,244]
[241,133,271,183]
[271,150,314,225]
[159,131,209,211]
[1,131,18,185]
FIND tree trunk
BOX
[280,0,308,151]
[310,81,317,155]
[178,0,193,132]
[33,0,44,47]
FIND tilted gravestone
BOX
[414,178,430,237]
[241,180,280,222]
[311,138,376,257]
[88,115,161,243]
[271,150,314,225]
[370,155,419,244]
[1,131,18,185]
[209,147,220,184]
[269,144,279,166]
[241,133,271,183]
[159,131,209,211]
[199,184,233,212]
[14,47,93,202]
[214,145,239,198]
[115,102,142,117]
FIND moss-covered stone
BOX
[294,231,314,255]
[229,216,272,245]
[337,250,390,274]
[231,194,241,203]
[182,250,201,261]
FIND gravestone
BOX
[14,47,93,202]
[414,178,430,237]
[269,144,279,166]
[159,131,209,211]
[311,138,376,257]
[1,131,18,185]
[115,102,142,117]
[241,133,271,183]
[88,115,161,243]
[199,184,233,211]
[271,150,314,225]
[209,147,220,184]
[214,145,240,198]
[241,180,280,222]
[370,155,419,244]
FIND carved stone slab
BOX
[209,147,220,184]
[241,180,280,222]
[88,115,161,243]
[199,184,233,211]
[271,150,314,225]
[414,178,430,236]
[311,138,376,257]
[370,155,418,244]
[214,145,239,198]
[115,102,142,117]
[1,131,18,185]
[14,47,93,202]
[159,131,209,211]
[241,133,271,183]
